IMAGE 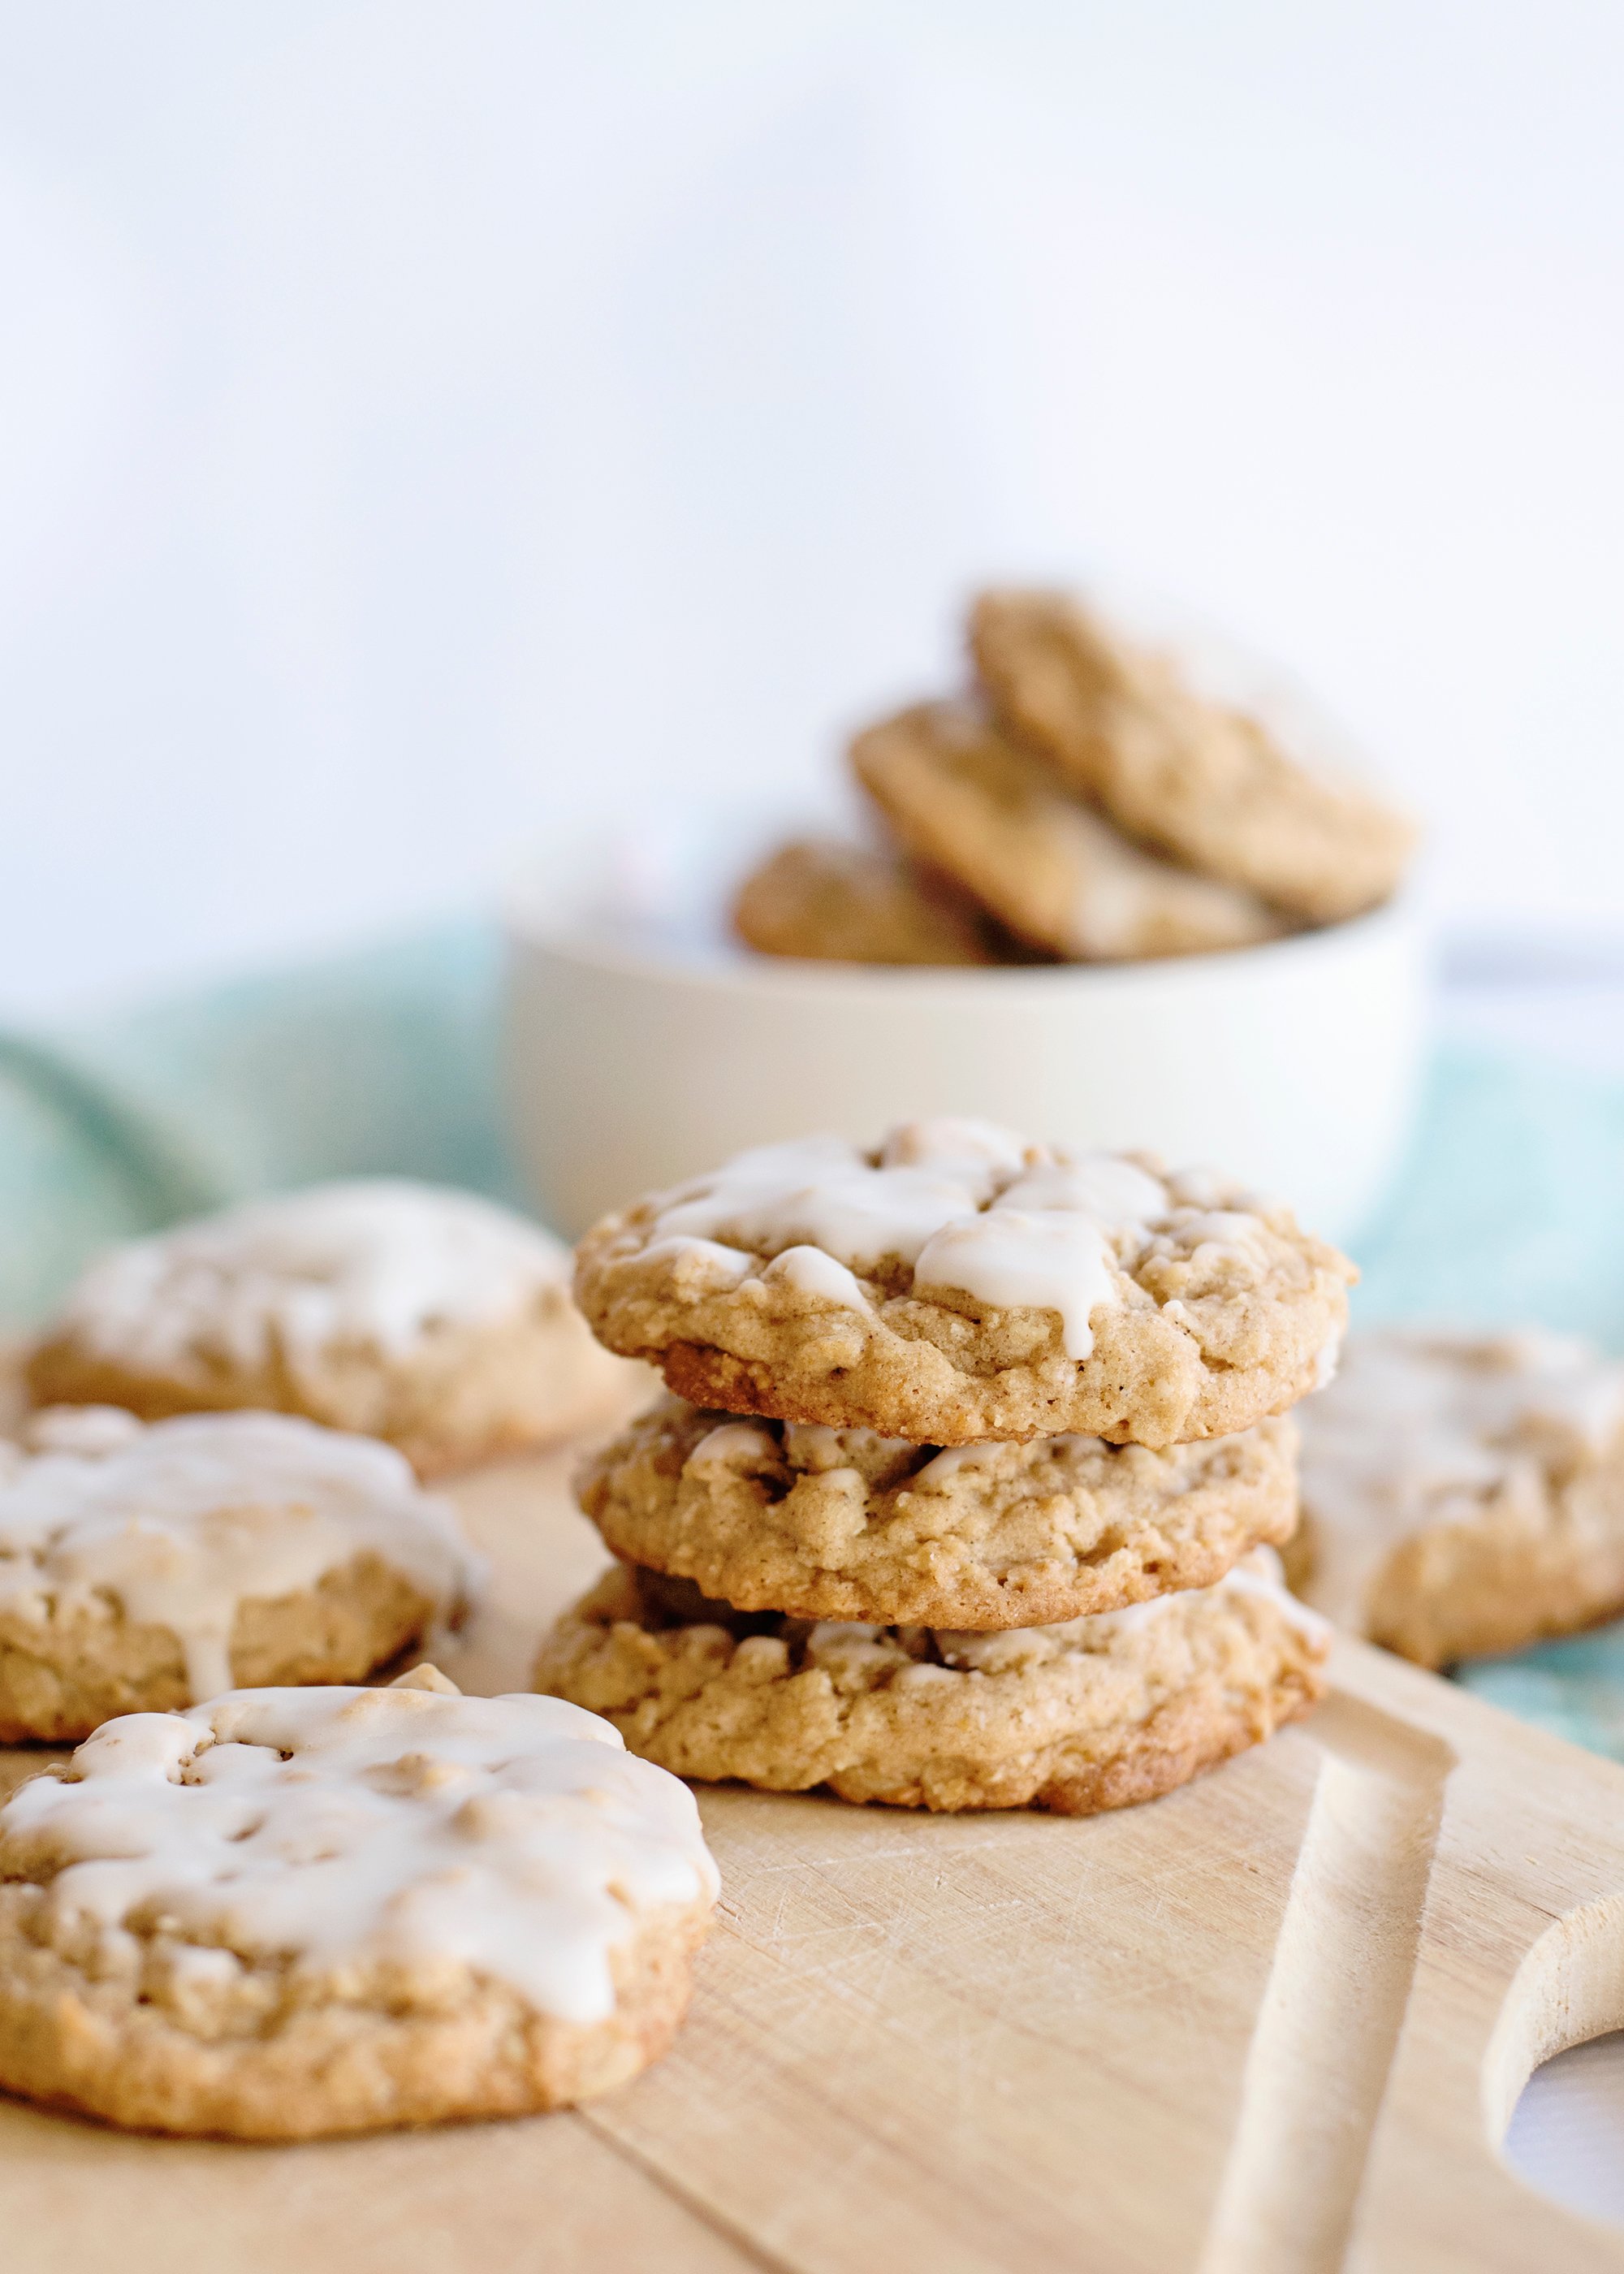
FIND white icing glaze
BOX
[21,1406,145,1457]
[654,1138,978,1271]
[637,1235,755,1287]
[913,1209,1118,1360]
[1296,1328,1624,1630]
[689,1420,780,1469]
[0,1411,477,1701]
[799,1547,1325,1665]
[1066,1545,1329,1645]
[911,1433,1101,1485]
[1172,1208,1276,1266]
[910,1442,1009,1483]
[54,1180,574,1377]
[1216,1546,1334,1645]
[997,1157,1167,1229]
[761,1245,871,1308]
[876,1118,1031,1191]
[0,1683,719,2025]
[645,1119,1220,1361]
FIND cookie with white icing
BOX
[0,1407,477,1742]
[573,1118,1354,1447]
[26,1179,637,1476]
[578,1394,1299,1629]
[1293,1328,1624,1667]
[970,590,1417,925]
[534,1549,1328,1813]
[0,1667,718,2136]
[732,835,1007,966]
[852,699,1286,961]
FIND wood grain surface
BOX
[6,1429,1624,2273]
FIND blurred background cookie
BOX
[970,589,1418,925]
[0,1406,477,1741]
[730,836,1005,966]
[25,1178,637,1476]
[1293,1327,1624,1667]
[851,698,1288,962]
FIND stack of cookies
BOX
[732,590,1416,969]
[537,1115,1346,1814]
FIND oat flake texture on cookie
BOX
[534,1548,1331,1814]
[0,1674,719,2137]
[25,1178,633,1476]
[577,1393,1302,1630]
[0,1405,479,1742]
[572,1117,1354,1447]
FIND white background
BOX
[2,0,1622,1017]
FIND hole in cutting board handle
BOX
[1489,1896,1624,2230]
[1505,2035,1624,2230]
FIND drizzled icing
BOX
[1037,1543,1325,1649]
[912,1211,1117,1363]
[640,1118,1255,1361]
[0,1681,719,2025]
[50,1179,574,1377]
[0,1409,477,1701]
[1296,1328,1624,1629]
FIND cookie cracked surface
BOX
[579,1394,1299,1628]
[0,1406,478,1743]
[534,1551,1328,1814]
[573,1118,1354,1447]
[970,590,1416,925]
[0,1673,718,2137]
[1294,1328,1624,1667]
[26,1178,634,1478]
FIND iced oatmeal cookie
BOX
[0,1406,477,1742]
[27,1179,635,1476]
[573,1118,1354,1447]
[1294,1328,1624,1667]
[852,699,1285,961]
[0,1667,718,2136]
[578,1394,1299,1628]
[534,1550,1328,1813]
[731,835,1003,966]
[970,590,1416,925]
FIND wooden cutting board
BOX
[6,1437,1624,2274]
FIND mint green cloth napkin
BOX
[3,923,1622,1753]
[0,924,517,1325]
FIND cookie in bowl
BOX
[970,588,1416,925]
[852,698,1286,961]
[26,1178,636,1476]
[731,835,1005,966]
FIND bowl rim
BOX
[504,884,1424,1006]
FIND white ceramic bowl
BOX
[503,821,1428,1248]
